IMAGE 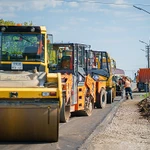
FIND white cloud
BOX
[110,0,130,8]
[31,0,62,10]
[0,0,126,16]
[0,0,62,12]
[115,0,127,4]
[68,2,79,7]
[49,8,70,13]
[77,2,109,13]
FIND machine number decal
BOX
[11,62,23,70]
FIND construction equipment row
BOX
[0,25,119,142]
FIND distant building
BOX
[113,68,125,76]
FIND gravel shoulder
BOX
[81,95,150,150]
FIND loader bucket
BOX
[0,101,59,142]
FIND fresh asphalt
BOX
[0,83,137,150]
[0,96,123,150]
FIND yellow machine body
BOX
[0,25,62,142]
[99,53,117,99]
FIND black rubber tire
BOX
[84,101,93,116]
[60,98,71,123]
[77,101,93,116]
[107,89,112,104]
[76,89,93,116]
[100,89,107,108]
[95,89,107,109]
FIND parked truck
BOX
[136,68,150,92]
[0,25,61,142]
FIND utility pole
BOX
[139,40,150,68]
[146,45,150,68]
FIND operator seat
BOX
[61,56,72,69]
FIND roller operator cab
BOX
[106,56,117,102]
[99,54,117,103]
[87,50,116,106]
[0,25,61,142]
[86,50,109,108]
[49,43,96,122]
[97,51,117,103]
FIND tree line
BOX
[0,19,33,26]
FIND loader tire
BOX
[60,98,71,123]
[107,89,112,104]
[85,100,93,116]
[81,100,93,116]
[76,89,93,116]
[95,89,106,109]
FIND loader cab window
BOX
[99,52,110,72]
[78,45,91,68]
[59,46,72,70]
[78,46,85,68]
[87,51,95,70]
[111,58,116,73]
[1,33,45,62]
[51,44,73,71]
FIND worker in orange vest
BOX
[123,76,133,99]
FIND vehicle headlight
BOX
[1,27,6,32]
[42,92,50,96]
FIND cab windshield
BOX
[49,44,73,71]
[0,33,45,62]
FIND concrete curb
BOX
[78,97,125,150]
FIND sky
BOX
[0,0,150,79]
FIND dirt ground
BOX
[86,95,150,150]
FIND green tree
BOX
[0,19,33,26]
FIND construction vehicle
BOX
[88,50,117,104]
[136,68,150,92]
[49,43,109,122]
[0,25,61,142]
[85,50,110,108]
[108,57,117,101]
[49,43,96,122]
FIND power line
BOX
[133,5,150,14]
[56,0,150,7]
[2,0,150,7]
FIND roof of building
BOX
[114,68,125,75]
